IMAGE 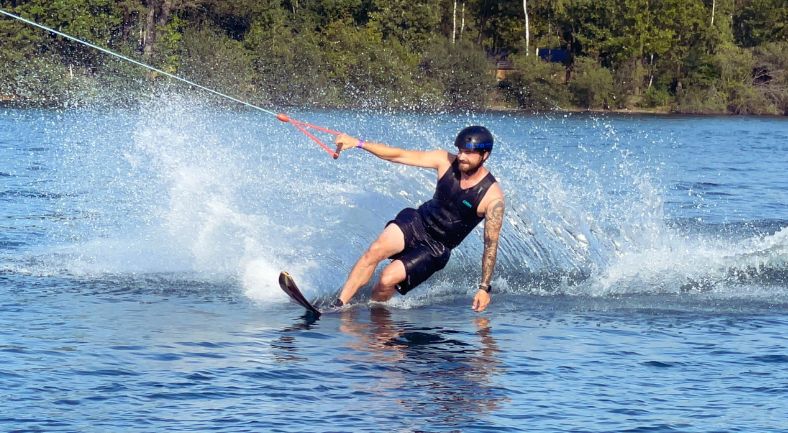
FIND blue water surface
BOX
[0,103,786,432]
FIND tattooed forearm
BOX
[481,199,505,286]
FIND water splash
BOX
[3,98,786,306]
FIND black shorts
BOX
[387,208,451,295]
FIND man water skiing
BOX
[332,126,505,312]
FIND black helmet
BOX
[454,126,493,152]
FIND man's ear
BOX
[482,151,491,163]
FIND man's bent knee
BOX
[372,261,406,301]
[379,260,406,288]
[379,269,404,288]
[363,242,389,264]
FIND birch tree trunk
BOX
[711,0,716,27]
[142,0,174,63]
[648,53,654,89]
[452,1,457,44]
[524,0,530,56]
[143,1,156,61]
[460,2,465,40]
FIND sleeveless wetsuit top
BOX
[417,158,497,249]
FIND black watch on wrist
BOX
[478,283,492,293]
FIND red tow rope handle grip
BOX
[277,113,341,136]
[300,123,342,136]
[277,113,340,159]
[292,122,340,159]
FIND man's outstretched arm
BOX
[334,133,448,170]
[473,198,505,312]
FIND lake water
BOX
[1,100,786,432]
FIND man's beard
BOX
[459,160,483,176]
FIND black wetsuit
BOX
[389,158,497,294]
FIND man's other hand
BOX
[472,289,490,312]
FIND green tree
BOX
[1,0,786,113]
[179,26,256,102]
[753,41,788,114]
[420,38,493,109]
[733,0,788,47]
[468,0,524,53]
[499,53,570,110]
[712,44,778,114]
[569,56,614,109]
[368,0,441,50]
[1,0,124,62]
[243,9,327,106]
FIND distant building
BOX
[492,48,570,81]
[494,59,514,81]
[536,48,570,63]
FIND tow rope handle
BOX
[277,113,341,159]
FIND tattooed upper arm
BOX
[480,198,505,286]
[484,199,505,239]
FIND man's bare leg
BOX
[371,260,406,302]
[337,224,405,304]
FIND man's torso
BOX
[417,158,497,249]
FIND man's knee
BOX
[372,275,400,301]
[372,262,406,301]
[379,268,404,288]
[363,241,390,264]
[379,260,406,287]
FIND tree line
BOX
[0,0,785,114]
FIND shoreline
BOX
[2,95,785,118]
[485,103,788,117]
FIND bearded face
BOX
[456,149,489,175]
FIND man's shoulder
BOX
[483,179,505,206]
[487,181,504,200]
[478,180,505,217]
[483,170,503,193]
[432,149,453,160]
[433,150,454,174]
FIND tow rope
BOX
[0,8,344,158]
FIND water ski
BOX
[278,272,321,318]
